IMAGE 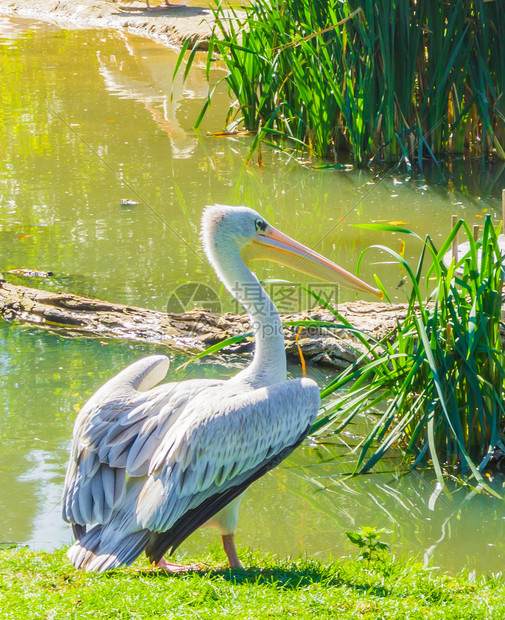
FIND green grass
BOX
[1,546,504,619]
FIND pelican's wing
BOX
[135,377,321,562]
[66,376,320,572]
[61,355,222,530]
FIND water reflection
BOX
[1,17,505,575]
[182,437,505,574]
[422,158,505,201]
[97,30,204,158]
[280,445,505,574]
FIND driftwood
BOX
[0,279,409,369]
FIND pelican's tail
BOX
[67,525,150,573]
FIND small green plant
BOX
[346,526,390,565]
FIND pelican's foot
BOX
[156,558,201,573]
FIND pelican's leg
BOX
[222,533,244,568]
[155,557,201,573]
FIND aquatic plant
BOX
[316,215,505,488]
[180,0,505,166]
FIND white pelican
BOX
[62,205,381,573]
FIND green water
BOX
[1,16,505,574]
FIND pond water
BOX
[1,16,505,575]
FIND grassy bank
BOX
[0,546,504,619]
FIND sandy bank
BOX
[0,0,219,49]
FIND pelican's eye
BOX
[255,218,267,232]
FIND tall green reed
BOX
[179,0,505,166]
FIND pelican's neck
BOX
[214,248,287,387]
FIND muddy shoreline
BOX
[0,0,220,49]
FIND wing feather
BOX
[61,354,222,527]
[135,378,320,534]
[145,427,309,563]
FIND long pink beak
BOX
[241,225,382,298]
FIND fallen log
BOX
[0,278,409,369]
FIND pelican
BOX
[62,205,381,573]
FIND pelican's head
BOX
[201,204,382,298]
